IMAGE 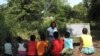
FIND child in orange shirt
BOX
[37,33,48,56]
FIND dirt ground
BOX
[0,40,100,56]
[73,41,100,56]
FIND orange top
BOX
[37,40,48,55]
[27,41,37,55]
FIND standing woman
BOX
[46,21,58,56]
[46,21,58,42]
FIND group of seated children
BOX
[4,28,94,56]
[4,31,73,56]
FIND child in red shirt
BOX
[27,35,37,56]
[51,32,64,56]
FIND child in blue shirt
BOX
[61,32,73,56]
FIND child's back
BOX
[4,42,12,55]
[81,34,93,47]
[37,32,48,56]
[80,28,94,55]
[18,43,26,51]
[52,39,63,55]
[37,41,48,56]
[17,36,26,56]
[64,38,73,49]
[4,37,12,56]
[27,35,37,56]
[52,32,63,56]
[61,32,73,56]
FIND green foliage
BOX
[0,7,13,38]
[83,0,100,23]
[88,0,100,22]
[0,0,89,39]
[58,5,72,19]
[83,0,91,9]
[73,3,87,21]
[82,0,100,29]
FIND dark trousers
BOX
[5,54,12,56]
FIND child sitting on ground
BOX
[17,36,26,56]
[37,33,48,56]
[51,32,64,56]
[27,35,37,56]
[61,32,73,56]
[4,37,13,56]
[79,28,94,56]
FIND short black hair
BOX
[30,35,36,41]
[39,32,46,40]
[53,32,59,39]
[65,32,70,38]
[6,37,11,43]
[82,28,88,34]
[16,36,23,43]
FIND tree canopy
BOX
[0,0,99,38]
